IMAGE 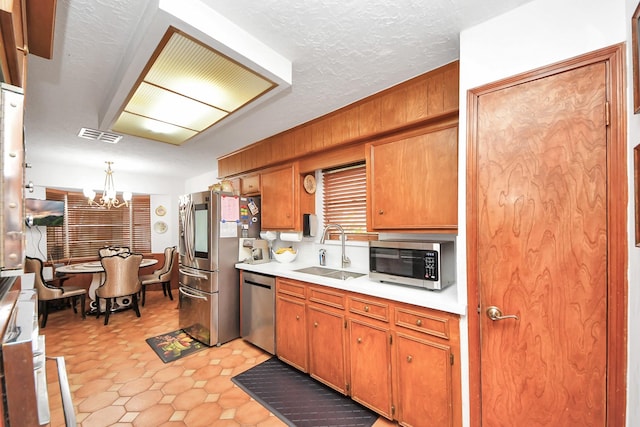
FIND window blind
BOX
[45,189,151,260]
[322,163,375,241]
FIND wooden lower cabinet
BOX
[276,294,308,372]
[395,333,454,427]
[307,304,348,394]
[348,319,393,418]
[276,278,308,371]
[273,279,461,426]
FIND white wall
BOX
[460,0,630,426]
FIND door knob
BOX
[486,306,519,321]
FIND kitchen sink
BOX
[293,266,366,281]
[321,270,366,280]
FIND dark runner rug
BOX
[146,329,207,363]
[231,357,378,427]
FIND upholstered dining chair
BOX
[98,246,130,258]
[139,246,176,306]
[24,256,87,328]
[96,252,143,325]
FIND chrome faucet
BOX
[320,224,350,268]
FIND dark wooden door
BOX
[475,62,608,426]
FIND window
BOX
[322,162,375,241]
[46,189,151,260]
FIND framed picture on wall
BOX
[635,144,640,246]
[633,2,640,113]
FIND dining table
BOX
[56,258,158,312]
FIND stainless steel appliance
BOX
[369,240,455,290]
[241,271,275,354]
[0,281,75,426]
[178,191,261,346]
[0,83,25,275]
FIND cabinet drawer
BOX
[394,307,451,340]
[277,278,306,299]
[308,286,345,310]
[349,296,389,323]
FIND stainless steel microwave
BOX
[369,240,455,290]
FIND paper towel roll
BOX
[279,231,303,242]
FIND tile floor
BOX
[42,290,397,427]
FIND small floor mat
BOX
[231,357,378,427]
[146,329,207,363]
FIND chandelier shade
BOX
[84,161,131,209]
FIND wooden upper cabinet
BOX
[239,174,260,195]
[367,123,458,232]
[0,0,57,88]
[0,0,26,87]
[261,164,297,230]
[216,61,459,178]
[260,162,313,231]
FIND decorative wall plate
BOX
[154,221,168,234]
[303,174,316,194]
[155,205,167,216]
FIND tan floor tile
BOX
[41,291,389,426]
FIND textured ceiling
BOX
[24,0,533,180]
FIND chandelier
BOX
[83,161,132,209]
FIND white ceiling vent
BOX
[78,127,123,144]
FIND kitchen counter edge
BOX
[236,261,466,316]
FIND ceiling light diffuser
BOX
[111,27,277,146]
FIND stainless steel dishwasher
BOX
[241,271,276,354]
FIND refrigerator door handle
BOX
[179,268,209,279]
[179,286,208,300]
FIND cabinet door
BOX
[395,333,453,427]
[276,295,307,372]
[240,174,260,195]
[261,164,296,230]
[308,305,347,394]
[368,125,457,232]
[349,319,393,418]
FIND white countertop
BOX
[235,260,466,315]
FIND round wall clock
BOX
[303,174,316,194]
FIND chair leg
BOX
[164,281,173,300]
[80,294,86,319]
[95,296,101,319]
[40,300,49,328]
[104,299,111,325]
[141,286,146,307]
[70,296,78,314]
[132,293,141,318]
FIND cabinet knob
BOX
[416,319,422,327]
[378,209,384,215]
[295,315,300,320]
[314,321,318,328]
[364,305,369,312]
[407,355,413,363]
[357,337,362,344]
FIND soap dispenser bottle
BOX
[319,249,326,266]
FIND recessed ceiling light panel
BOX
[111,27,278,146]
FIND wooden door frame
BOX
[466,43,627,426]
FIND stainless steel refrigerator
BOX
[178,191,260,346]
